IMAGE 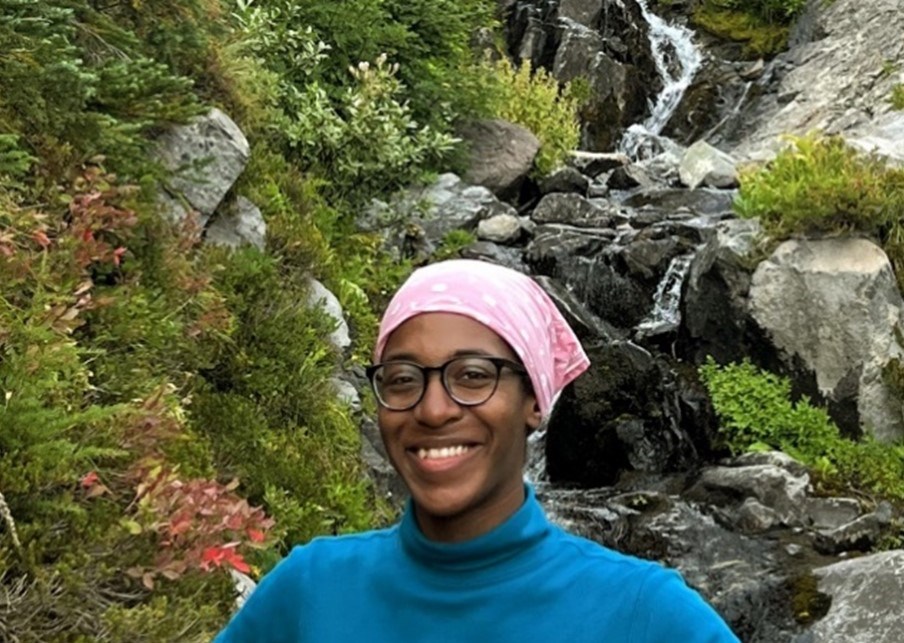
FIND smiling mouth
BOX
[414,445,473,461]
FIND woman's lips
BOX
[408,444,478,473]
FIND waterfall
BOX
[619,0,702,160]
[634,252,694,339]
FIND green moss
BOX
[692,5,790,57]
[790,573,831,625]
[890,83,904,111]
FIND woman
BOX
[215,259,740,642]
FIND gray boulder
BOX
[531,192,617,228]
[689,462,810,527]
[205,196,266,250]
[458,119,540,201]
[679,140,739,189]
[155,108,250,225]
[477,213,528,245]
[730,0,904,163]
[802,550,904,643]
[557,0,603,28]
[538,166,590,196]
[364,173,517,260]
[749,238,904,442]
[306,278,351,353]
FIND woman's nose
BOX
[412,373,462,427]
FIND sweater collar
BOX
[399,484,551,572]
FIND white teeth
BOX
[416,445,470,460]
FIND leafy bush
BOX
[0,166,265,637]
[699,358,904,501]
[228,6,457,202]
[734,134,904,287]
[476,58,583,176]
[228,0,497,128]
[191,248,382,547]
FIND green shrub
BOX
[476,58,583,176]
[734,134,904,287]
[191,248,381,548]
[0,1,205,183]
[699,357,904,501]
[228,0,497,129]
[699,0,807,25]
[434,229,477,261]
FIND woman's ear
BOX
[525,398,542,435]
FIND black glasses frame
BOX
[365,356,527,411]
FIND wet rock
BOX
[534,275,623,342]
[805,498,863,531]
[538,166,590,195]
[460,241,529,272]
[554,16,655,151]
[813,502,894,555]
[531,192,617,227]
[546,340,700,486]
[731,451,810,478]
[557,0,603,27]
[607,164,653,190]
[688,463,810,527]
[735,498,781,533]
[679,217,770,365]
[567,151,630,178]
[621,188,736,217]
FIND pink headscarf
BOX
[374,259,590,417]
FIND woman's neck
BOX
[414,483,526,543]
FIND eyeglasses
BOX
[365,356,527,411]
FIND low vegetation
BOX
[734,133,904,289]
[699,358,904,504]
[691,0,808,57]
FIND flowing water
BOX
[619,0,702,160]
[634,252,695,339]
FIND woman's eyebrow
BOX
[380,348,498,362]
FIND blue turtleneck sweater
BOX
[215,486,739,642]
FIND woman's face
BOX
[377,312,542,542]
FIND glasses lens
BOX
[445,357,499,405]
[374,362,424,410]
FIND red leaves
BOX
[200,543,251,574]
[81,471,100,488]
[124,452,274,587]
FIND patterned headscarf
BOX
[374,259,590,417]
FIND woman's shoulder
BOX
[286,524,400,570]
[546,525,683,591]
